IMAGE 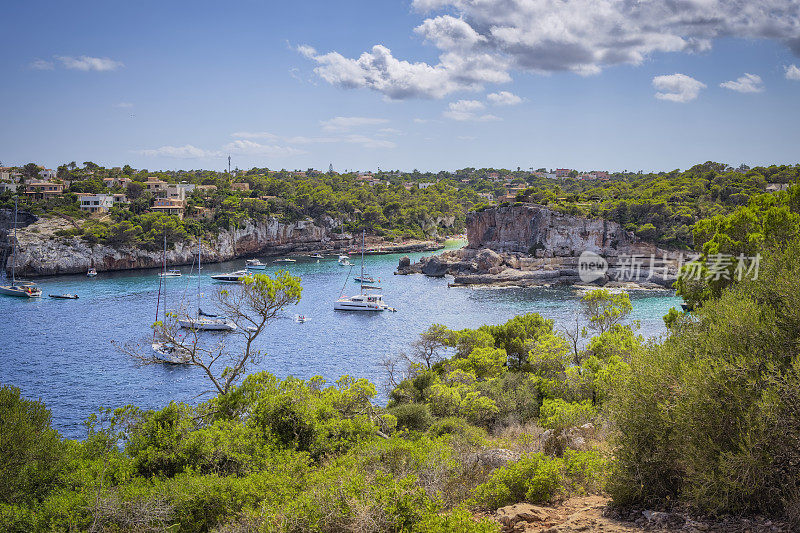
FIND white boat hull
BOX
[334,298,387,311]
[0,285,42,297]
[152,342,191,364]
[178,318,237,331]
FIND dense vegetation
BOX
[3,237,800,530]
[4,161,798,250]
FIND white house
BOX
[79,194,115,214]
[0,181,17,193]
[167,183,196,201]
[39,169,57,180]
[418,182,436,189]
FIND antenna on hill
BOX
[227,155,231,175]
[329,163,334,174]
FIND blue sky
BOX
[2,0,799,173]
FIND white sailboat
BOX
[152,233,190,364]
[334,230,393,312]
[0,198,42,298]
[178,237,237,331]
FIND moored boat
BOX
[87,268,97,277]
[0,198,43,298]
[334,230,394,312]
[211,270,247,283]
[49,294,79,299]
[246,259,267,270]
[274,258,296,263]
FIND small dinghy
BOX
[49,294,79,299]
[296,314,309,323]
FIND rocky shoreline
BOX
[396,204,685,290]
[1,212,446,277]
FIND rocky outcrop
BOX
[7,216,352,277]
[397,205,682,289]
[467,204,662,258]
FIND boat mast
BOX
[197,236,201,317]
[10,196,17,286]
[360,228,365,294]
[163,233,167,320]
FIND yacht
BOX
[159,269,182,277]
[334,292,390,311]
[87,268,97,277]
[152,233,191,364]
[338,255,352,266]
[274,258,296,263]
[180,238,237,331]
[334,230,394,312]
[0,199,42,298]
[211,270,247,283]
[245,259,267,270]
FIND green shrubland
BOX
[4,236,800,528]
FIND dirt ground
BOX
[485,495,795,533]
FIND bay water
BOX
[1,241,680,439]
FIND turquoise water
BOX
[1,242,680,438]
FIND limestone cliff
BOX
[399,205,681,288]
[466,204,662,257]
[6,215,352,277]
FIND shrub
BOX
[389,404,434,432]
[472,453,563,509]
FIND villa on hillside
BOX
[103,176,132,188]
[144,176,168,196]
[24,180,64,201]
[79,194,116,214]
[151,198,185,218]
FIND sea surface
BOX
[1,240,681,439]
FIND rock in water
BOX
[421,256,449,277]
[398,255,410,269]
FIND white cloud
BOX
[302,0,800,99]
[223,140,306,157]
[113,102,133,108]
[29,59,54,70]
[413,118,430,123]
[443,99,499,121]
[449,99,484,112]
[231,131,278,140]
[487,91,522,105]
[786,64,800,80]
[652,73,706,103]
[720,73,764,93]
[55,55,123,71]
[320,116,389,131]
[139,145,216,159]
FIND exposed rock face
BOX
[467,204,662,257]
[399,205,682,289]
[7,216,352,277]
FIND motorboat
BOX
[353,276,375,284]
[0,198,43,298]
[211,270,247,283]
[338,255,352,266]
[310,253,324,259]
[87,268,97,277]
[274,258,296,263]
[245,259,267,270]
[159,269,182,277]
[49,294,79,299]
[296,314,309,323]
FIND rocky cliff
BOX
[6,215,352,277]
[398,204,681,288]
[466,204,662,257]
